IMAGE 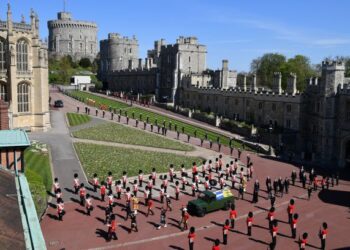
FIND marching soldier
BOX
[215,158,220,173]
[181,172,187,191]
[270,220,278,250]
[53,177,60,194]
[85,194,93,216]
[219,174,225,190]
[192,162,197,182]
[231,174,237,189]
[129,211,138,233]
[165,194,172,211]
[247,211,253,236]
[146,198,154,217]
[107,172,113,191]
[138,170,143,187]
[132,180,138,197]
[163,175,168,193]
[299,232,308,250]
[57,198,65,221]
[268,207,275,230]
[191,182,196,197]
[169,164,175,182]
[188,227,195,250]
[223,219,230,245]
[107,214,118,241]
[225,164,230,180]
[55,188,62,203]
[147,175,153,198]
[100,181,106,201]
[122,171,128,189]
[92,173,99,192]
[204,176,210,191]
[291,213,298,239]
[201,160,207,177]
[229,204,237,229]
[287,199,295,224]
[79,183,86,206]
[160,184,165,203]
[73,173,80,194]
[175,181,180,200]
[151,168,157,186]
[144,186,150,206]
[105,205,111,224]
[116,180,122,199]
[108,191,115,212]
[157,207,167,230]
[212,239,220,250]
[319,222,328,250]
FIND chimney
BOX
[222,59,228,70]
[128,59,133,70]
[273,72,282,94]
[287,73,297,95]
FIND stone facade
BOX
[0,5,50,131]
[47,12,98,62]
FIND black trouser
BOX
[108,231,118,241]
[80,196,85,206]
[176,193,179,200]
[292,227,296,239]
[139,179,142,187]
[271,236,276,250]
[123,182,126,189]
[223,234,227,245]
[58,212,63,221]
[170,175,174,182]
[231,219,235,229]
[248,226,252,236]
[189,241,194,250]
[117,192,121,199]
[321,239,326,250]
[133,191,137,197]
[288,213,293,224]
[101,194,105,201]
[164,186,167,193]
[94,185,97,192]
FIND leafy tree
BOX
[284,55,315,91]
[345,59,350,77]
[79,58,92,68]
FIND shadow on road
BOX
[318,189,350,207]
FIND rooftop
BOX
[0,130,30,148]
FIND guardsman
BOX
[138,170,143,187]
[85,194,93,216]
[146,198,154,217]
[73,173,80,194]
[208,160,213,172]
[229,204,237,229]
[107,172,113,191]
[107,214,118,241]
[194,173,200,189]
[108,191,114,212]
[163,175,168,193]
[219,174,225,190]
[239,184,244,200]
[57,198,65,221]
[160,184,165,203]
[215,158,220,173]
[231,174,237,189]
[132,180,138,197]
[192,162,197,182]
[56,188,62,203]
[100,181,106,201]
[116,180,122,200]
[291,213,298,239]
[169,164,175,182]
[165,194,172,211]
[225,164,230,180]
[147,175,153,198]
[319,222,328,250]
[223,219,230,245]
[201,160,207,177]
[92,173,99,192]
[181,172,187,191]
[268,207,275,230]
[105,205,111,224]
[188,227,195,250]
[79,183,86,206]
[144,186,150,206]
[270,192,276,208]
[180,164,186,177]
[233,159,238,175]
[175,181,180,200]
[218,154,223,171]
[191,182,196,197]
[182,208,190,231]
[212,239,220,250]
[247,211,253,236]
[151,168,157,186]
[271,220,278,250]
[287,199,295,224]
[208,169,213,182]
[53,177,60,194]
[299,232,308,250]
[239,168,244,184]
[204,177,210,191]
[122,171,127,189]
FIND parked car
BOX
[54,100,64,108]
[187,188,234,217]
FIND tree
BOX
[79,58,92,68]
[345,59,350,77]
[284,55,315,91]
[250,53,286,88]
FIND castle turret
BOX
[287,73,297,95]
[273,72,282,94]
[320,60,345,95]
[7,3,13,35]
[220,59,229,89]
[138,58,142,70]
[238,73,247,91]
[251,74,257,93]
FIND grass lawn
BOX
[74,142,203,180]
[73,122,194,151]
[67,91,254,151]
[67,112,91,126]
[24,142,52,217]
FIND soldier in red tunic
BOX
[107,214,118,241]
[319,222,328,250]
[287,199,295,224]
[247,211,253,236]
[57,198,65,221]
[188,227,195,250]
[212,239,220,250]
[79,183,86,206]
[223,219,230,245]
[299,232,308,250]
[229,204,237,229]
[100,181,106,201]
[291,213,298,239]
[92,173,99,192]
[270,220,278,250]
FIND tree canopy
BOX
[250,53,316,91]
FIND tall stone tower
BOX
[320,60,345,96]
[47,12,98,61]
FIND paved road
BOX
[29,95,88,199]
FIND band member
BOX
[229,204,237,229]
[133,179,138,197]
[223,219,230,245]
[85,194,93,216]
[53,177,60,194]
[201,160,207,177]
[175,181,180,200]
[319,222,328,250]
[299,232,308,250]
[57,198,65,221]
[122,171,127,189]
[107,171,113,191]
[169,164,175,182]
[73,173,80,194]
[287,199,295,224]
[151,168,157,186]
[79,183,86,206]
[163,175,168,193]
[107,214,118,241]
[92,173,99,192]
[116,180,122,200]
[247,211,253,236]
[138,170,143,187]
[100,181,106,201]
[188,227,196,250]
[291,213,298,239]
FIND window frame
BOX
[17,82,30,113]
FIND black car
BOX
[54,100,64,108]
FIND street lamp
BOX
[268,123,273,154]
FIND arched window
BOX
[0,38,6,71]
[0,83,7,101]
[16,39,28,72]
[17,82,30,112]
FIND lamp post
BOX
[268,124,273,155]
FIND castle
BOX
[47,12,98,62]
[0,4,50,131]
[99,34,350,168]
